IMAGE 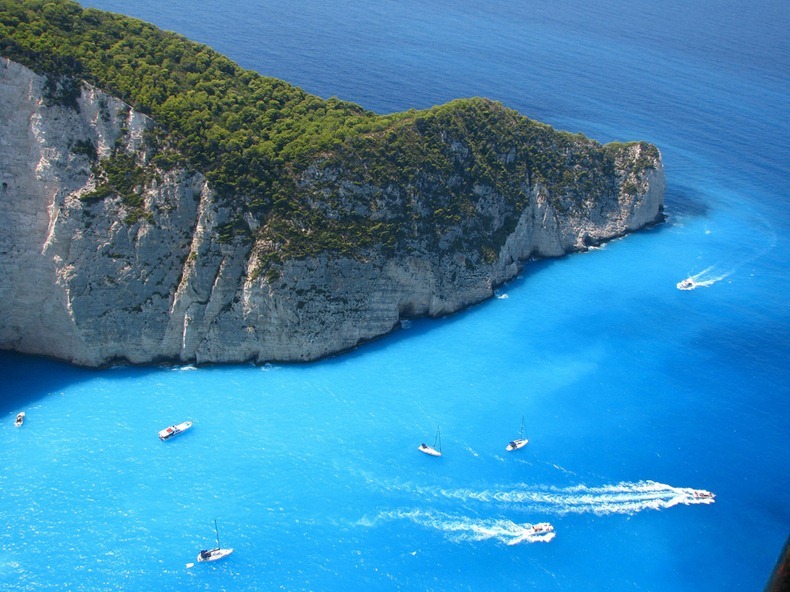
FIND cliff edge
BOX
[0,1,665,367]
[0,57,664,366]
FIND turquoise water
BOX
[2,0,789,589]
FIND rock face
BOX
[0,59,665,367]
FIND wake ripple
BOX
[414,480,715,516]
[363,510,555,545]
[677,266,732,290]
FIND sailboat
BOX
[506,416,528,451]
[418,426,442,457]
[197,519,234,563]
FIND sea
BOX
[2,0,789,590]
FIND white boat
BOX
[197,520,234,563]
[418,426,442,457]
[529,522,554,534]
[692,490,715,501]
[677,277,696,290]
[158,420,192,441]
[506,416,528,451]
[14,412,25,427]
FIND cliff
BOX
[0,56,664,367]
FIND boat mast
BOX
[435,426,442,453]
[520,415,525,439]
[214,519,221,549]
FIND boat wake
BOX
[677,266,732,290]
[412,480,715,516]
[362,510,555,545]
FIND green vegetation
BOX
[0,0,656,272]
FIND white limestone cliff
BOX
[0,59,664,366]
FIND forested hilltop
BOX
[0,0,664,366]
[1,0,658,263]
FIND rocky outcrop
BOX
[0,59,664,367]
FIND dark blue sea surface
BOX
[2,0,789,589]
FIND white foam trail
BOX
[366,510,555,545]
[677,266,733,290]
[411,480,714,516]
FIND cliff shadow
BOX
[0,351,159,417]
[663,181,710,221]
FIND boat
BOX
[530,522,554,534]
[197,519,234,563]
[506,415,528,451]
[418,426,442,457]
[158,420,192,441]
[506,522,556,545]
[14,412,25,427]
[677,277,696,290]
[692,490,716,501]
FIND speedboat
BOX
[14,412,25,427]
[677,277,696,290]
[693,490,715,501]
[158,420,192,441]
[530,522,554,534]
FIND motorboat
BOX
[197,520,234,563]
[677,277,696,290]
[14,412,25,427]
[418,426,442,457]
[692,490,715,501]
[530,522,554,534]
[507,522,556,545]
[158,420,192,441]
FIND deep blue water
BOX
[2,0,789,590]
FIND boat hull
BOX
[14,412,25,427]
[506,438,528,451]
[418,444,442,457]
[197,548,234,562]
[158,421,193,441]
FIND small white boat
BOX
[14,412,25,427]
[692,490,715,501]
[197,547,234,562]
[197,520,234,563]
[530,522,554,534]
[506,522,556,545]
[677,277,696,290]
[158,420,192,441]
[506,416,528,451]
[419,426,442,457]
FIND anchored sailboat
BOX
[419,426,442,457]
[197,519,234,563]
[506,416,528,451]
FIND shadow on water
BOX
[0,351,89,415]
[663,182,710,220]
[0,350,159,416]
